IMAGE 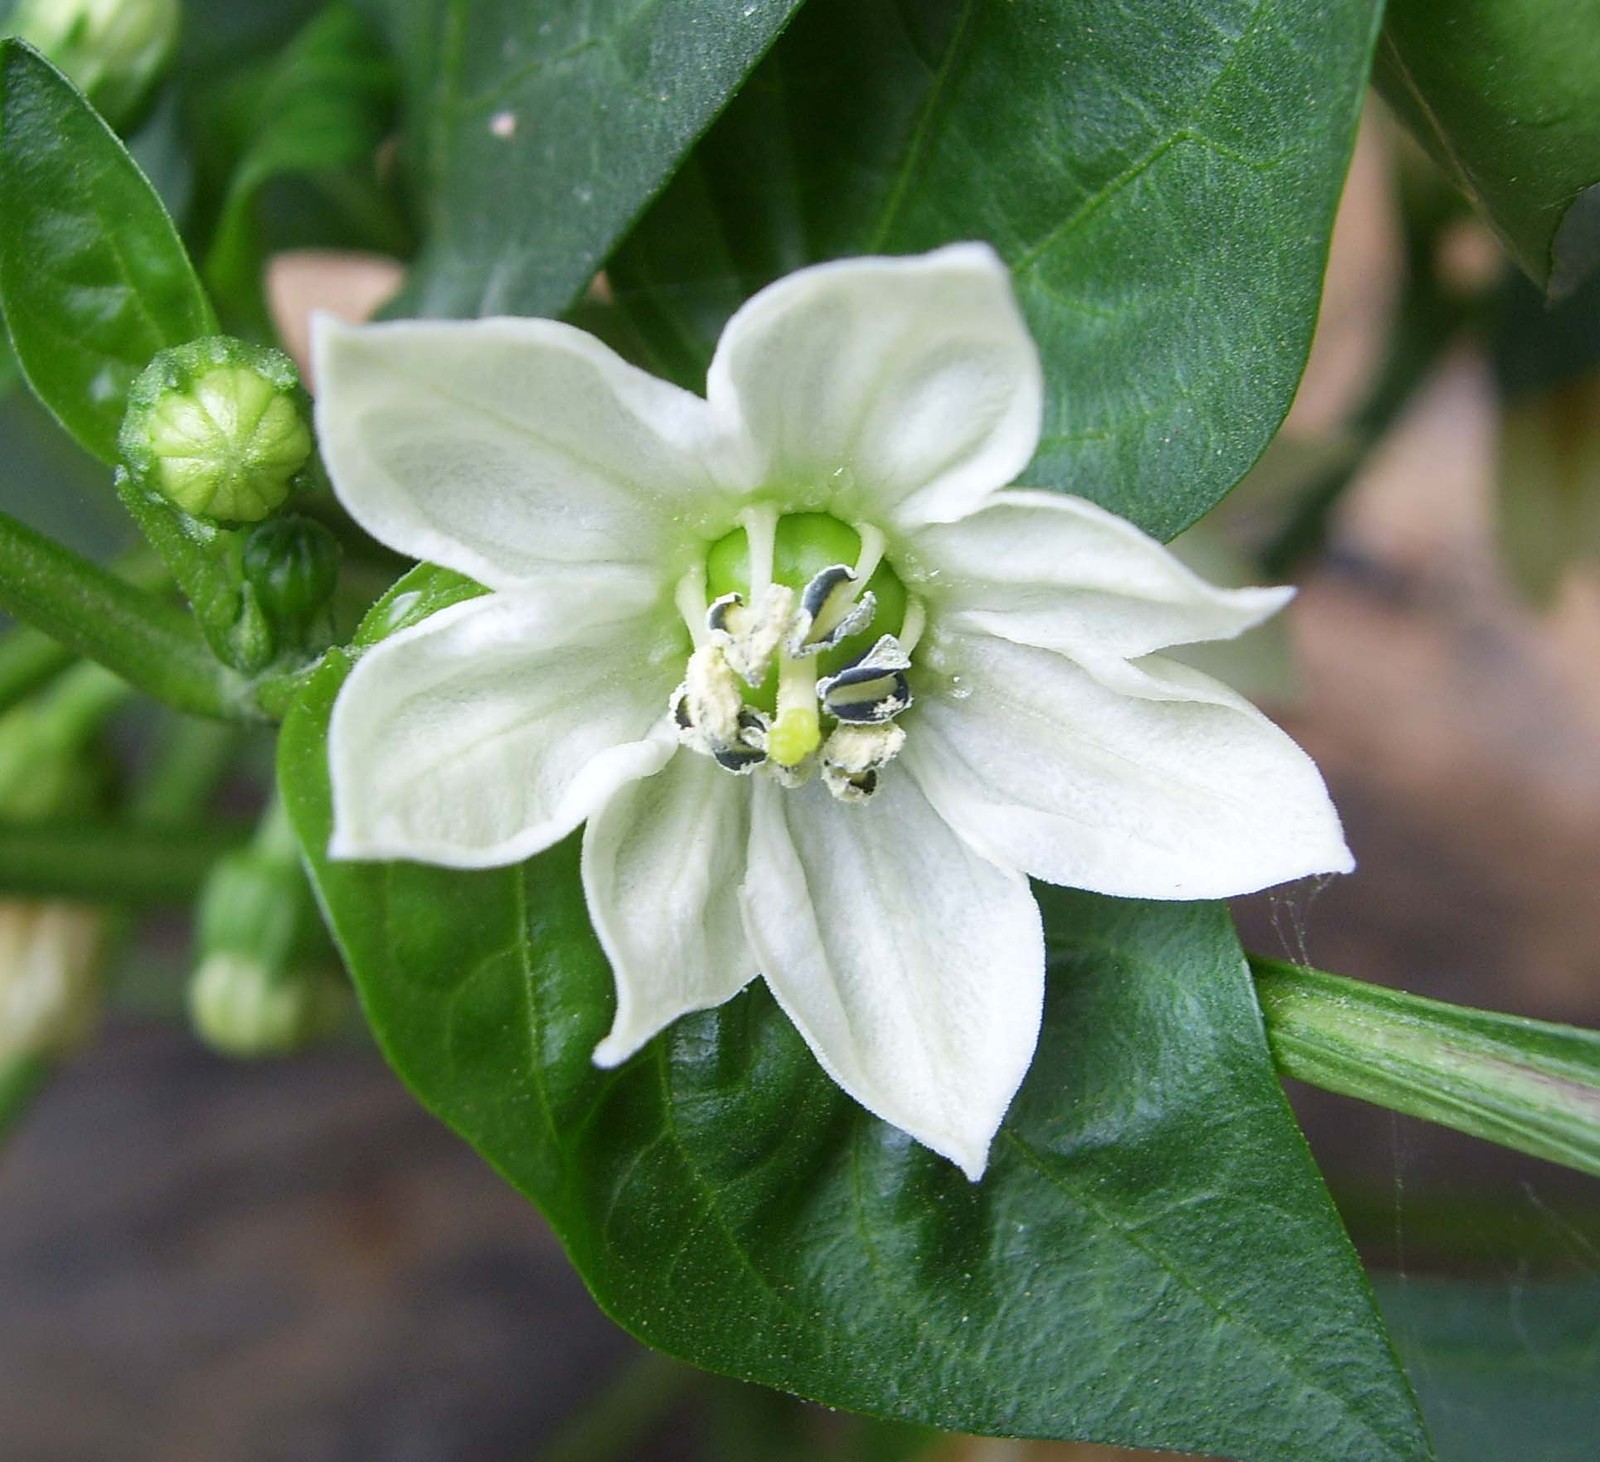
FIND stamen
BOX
[898,596,927,655]
[789,564,877,656]
[821,722,905,803]
[674,565,711,648]
[768,652,821,767]
[850,521,886,586]
[739,503,779,594]
[709,582,794,685]
[674,644,745,749]
[817,635,913,723]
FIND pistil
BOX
[768,651,821,767]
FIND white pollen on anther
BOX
[490,111,517,138]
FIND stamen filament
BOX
[739,503,779,594]
[674,564,711,647]
[768,651,821,766]
[899,596,927,654]
[851,521,886,586]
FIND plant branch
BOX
[0,817,250,904]
[0,508,252,719]
[1252,956,1600,1180]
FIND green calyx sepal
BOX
[119,336,313,527]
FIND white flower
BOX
[314,245,1352,1179]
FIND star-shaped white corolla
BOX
[314,244,1352,1180]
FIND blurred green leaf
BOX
[613,0,1383,540]
[202,4,398,322]
[279,629,1428,1462]
[1492,272,1600,604]
[1374,1277,1600,1462]
[0,1053,46,1145]
[364,0,806,319]
[0,41,213,462]
[176,0,326,72]
[1378,0,1600,298]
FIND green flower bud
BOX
[187,950,346,1059]
[120,337,313,526]
[9,0,180,127]
[189,835,345,1058]
[241,515,341,644]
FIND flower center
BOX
[669,509,924,802]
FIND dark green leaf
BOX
[0,326,17,400]
[1378,0,1600,299]
[202,5,398,319]
[0,41,214,463]
[1373,1277,1600,1462]
[280,642,1428,1461]
[612,0,1383,540]
[364,0,806,319]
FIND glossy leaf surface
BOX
[363,0,806,320]
[612,0,1383,540]
[0,42,214,463]
[280,636,1429,1461]
[1378,0,1600,299]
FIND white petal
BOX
[741,774,1043,1180]
[707,245,1042,531]
[908,633,1353,899]
[584,753,758,1066]
[329,587,681,868]
[313,314,732,590]
[909,490,1293,658]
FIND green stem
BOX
[0,818,249,904]
[0,547,173,714]
[130,717,245,825]
[1252,957,1600,1180]
[0,507,252,719]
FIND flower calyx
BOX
[672,511,923,802]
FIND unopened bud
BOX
[120,337,312,525]
[187,950,346,1058]
[9,0,180,127]
[189,837,345,1058]
[0,900,105,1063]
[241,515,341,646]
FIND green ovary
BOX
[705,511,908,689]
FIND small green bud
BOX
[188,951,347,1058]
[242,515,342,644]
[120,337,313,526]
[10,0,180,127]
[190,837,345,1058]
